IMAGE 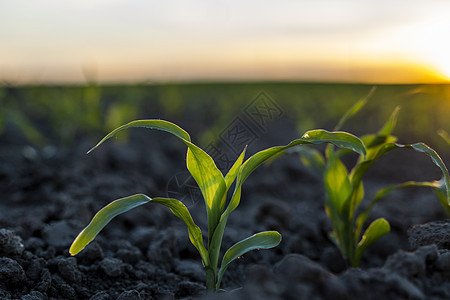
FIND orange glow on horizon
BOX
[2,1,450,85]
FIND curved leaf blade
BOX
[296,146,326,175]
[224,147,247,191]
[70,194,150,256]
[410,143,449,204]
[186,144,227,247]
[354,218,390,267]
[87,119,191,153]
[378,106,400,137]
[324,154,352,215]
[69,194,209,266]
[302,130,367,158]
[223,130,367,221]
[356,180,442,236]
[216,231,281,289]
[438,129,450,145]
[334,86,376,131]
[186,144,226,211]
[84,118,227,250]
[210,130,370,278]
[205,148,247,277]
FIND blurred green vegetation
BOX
[0,82,449,161]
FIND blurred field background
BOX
[1,83,449,164]
[2,1,450,165]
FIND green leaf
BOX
[356,180,442,235]
[410,143,449,204]
[221,130,366,220]
[210,130,360,284]
[353,141,449,241]
[378,106,400,137]
[354,218,390,267]
[185,144,226,232]
[334,86,376,131]
[206,148,246,274]
[348,181,364,220]
[224,147,247,192]
[362,134,398,149]
[358,106,399,162]
[69,194,209,266]
[296,146,326,175]
[350,143,398,186]
[85,119,227,249]
[302,130,367,158]
[216,231,281,289]
[360,134,398,163]
[438,129,450,145]
[210,130,370,276]
[87,119,191,153]
[324,154,352,215]
[435,179,450,215]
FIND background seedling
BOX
[438,129,450,146]
[436,129,450,215]
[69,120,283,291]
[296,96,450,267]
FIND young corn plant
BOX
[69,119,376,291]
[296,99,450,267]
[69,120,284,291]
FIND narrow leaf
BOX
[378,106,400,137]
[87,119,191,153]
[69,194,209,266]
[358,106,399,162]
[334,86,376,131]
[186,144,226,211]
[353,141,449,238]
[186,144,226,252]
[296,146,326,175]
[356,181,440,239]
[354,218,390,266]
[324,154,352,215]
[84,119,227,250]
[216,231,281,289]
[435,178,450,215]
[224,147,247,191]
[410,143,449,204]
[206,147,246,272]
[302,130,367,158]
[438,129,450,145]
[224,130,367,220]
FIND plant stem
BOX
[206,266,217,291]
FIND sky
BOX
[1,0,450,84]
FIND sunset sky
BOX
[1,0,450,84]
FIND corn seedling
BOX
[296,98,450,267]
[70,120,285,291]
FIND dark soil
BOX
[1,115,449,300]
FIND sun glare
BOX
[405,15,450,81]
[436,53,450,80]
